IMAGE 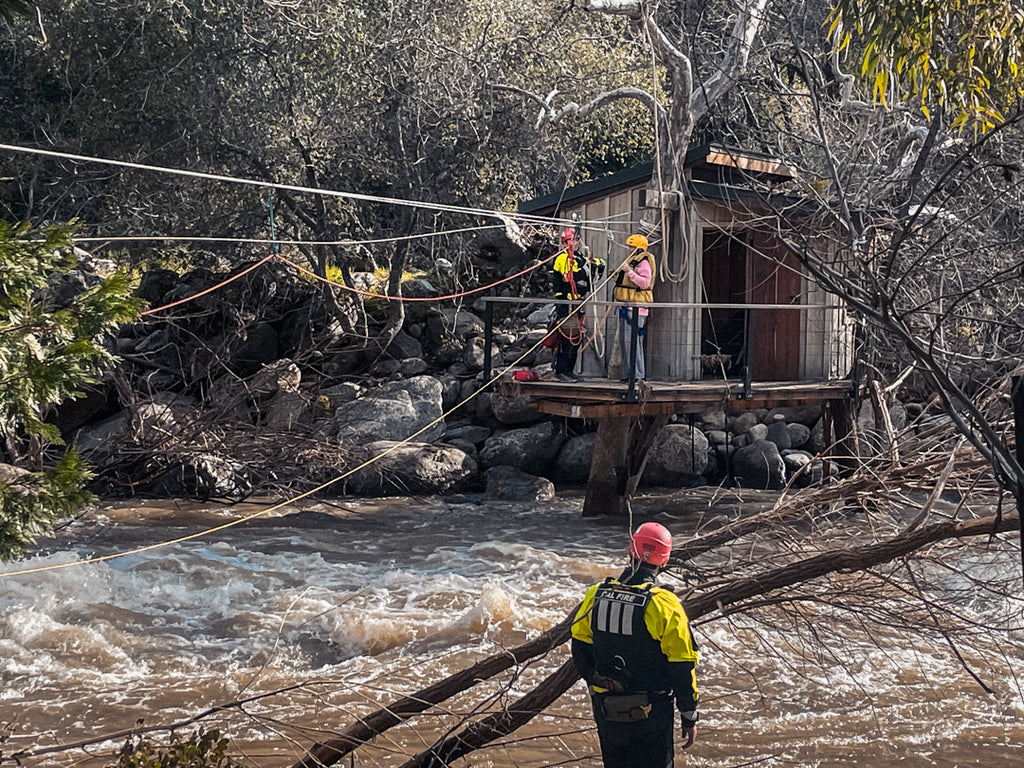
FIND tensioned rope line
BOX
[75,223,505,248]
[0,143,583,230]
[0,280,614,580]
[137,247,557,316]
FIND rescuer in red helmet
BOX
[549,225,603,382]
[571,522,700,766]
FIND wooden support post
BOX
[583,414,670,517]
[828,397,858,478]
[584,417,629,517]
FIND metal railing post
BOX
[483,298,494,382]
[626,306,640,402]
[742,308,754,399]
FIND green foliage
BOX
[0,220,142,560]
[113,729,240,768]
[0,220,143,441]
[831,0,1024,131]
[0,451,94,560]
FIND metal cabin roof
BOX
[519,144,795,216]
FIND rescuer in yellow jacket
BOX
[551,226,604,382]
[571,522,699,767]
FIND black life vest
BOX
[590,578,671,693]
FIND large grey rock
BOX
[765,420,792,451]
[73,392,199,454]
[400,357,429,377]
[484,465,555,501]
[787,422,811,449]
[552,433,596,484]
[72,411,130,454]
[426,307,485,346]
[334,375,445,444]
[388,330,423,360]
[731,411,759,435]
[210,359,301,418]
[527,305,556,326]
[489,392,543,425]
[347,440,477,495]
[403,279,439,298]
[480,422,566,475]
[732,439,786,490]
[438,376,463,411]
[642,425,710,486]
[766,406,821,426]
[781,449,813,471]
[699,409,726,431]
[462,337,485,370]
[264,390,312,430]
[706,429,728,445]
[444,425,492,446]
[782,450,815,487]
[444,438,479,463]
[748,423,769,442]
[321,382,364,409]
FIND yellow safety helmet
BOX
[625,233,648,250]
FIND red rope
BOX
[140,254,277,315]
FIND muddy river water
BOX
[1,493,1022,767]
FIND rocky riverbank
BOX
[51,255,948,504]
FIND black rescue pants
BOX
[553,303,581,375]
[592,692,675,768]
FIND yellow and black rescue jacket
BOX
[571,575,699,714]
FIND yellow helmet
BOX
[625,233,648,250]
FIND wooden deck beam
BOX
[502,377,855,417]
[498,376,858,517]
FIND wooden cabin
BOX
[518,144,855,385]
[501,145,859,515]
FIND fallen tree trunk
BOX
[391,510,1019,768]
[396,659,581,768]
[289,614,575,768]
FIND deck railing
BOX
[480,296,854,398]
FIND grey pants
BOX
[618,308,646,380]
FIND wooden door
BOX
[747,229,801,380]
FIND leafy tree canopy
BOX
[831,0,1024,130]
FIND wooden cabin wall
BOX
[554,184,855,383]
[804,237,855,379]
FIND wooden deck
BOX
[499,377,856,419]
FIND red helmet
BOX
[561,227,576,243]
[628,522,672,566]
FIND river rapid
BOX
[1,492,1022,768]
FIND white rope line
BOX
[73,224,504,248]
[0,143,565,229]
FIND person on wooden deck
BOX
[551,227,602,382]
[571,522,700,767]
[614,233,655,382]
